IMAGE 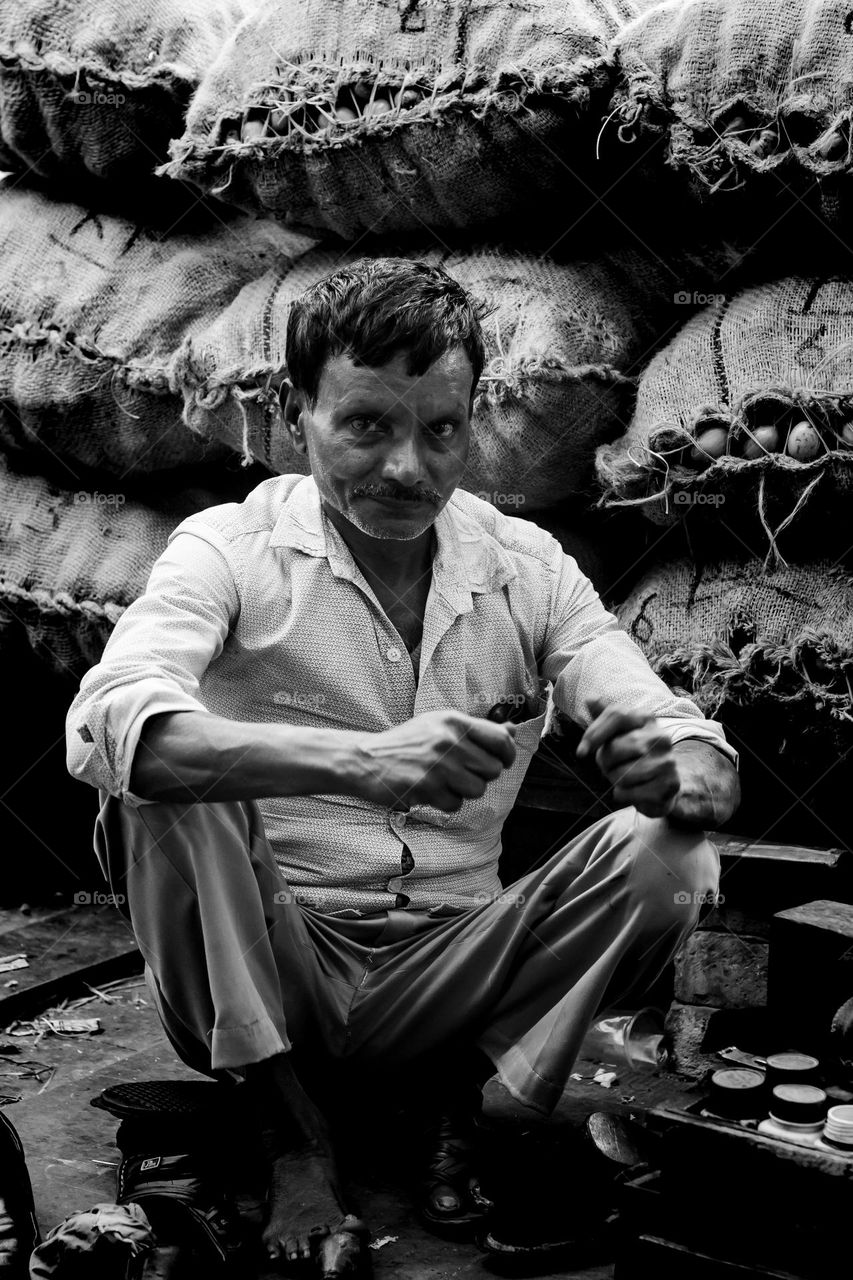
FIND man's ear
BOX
[280,381,309,456]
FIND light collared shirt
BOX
[66,475,737,915]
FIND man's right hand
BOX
[351,710,517,813]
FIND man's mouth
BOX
[354,487,438,508]
[368,494,430,506]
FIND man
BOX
[66,257,740,1274]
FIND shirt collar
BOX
[268,475,517,613]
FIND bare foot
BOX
[262,1136,346,1266]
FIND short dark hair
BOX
[284,257,491,409]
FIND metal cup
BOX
[581,1007,669,1072]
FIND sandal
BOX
[115,1150,245,1268]
[0,1108,40,1275]
[416,1112,493,1240]
[91,1080,247,1271]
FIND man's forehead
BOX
[317,348,474,406]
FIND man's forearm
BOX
[667,739,741,830]
[129,710,365,803]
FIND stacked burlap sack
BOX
[0,0,251,215]
[595,276,853,562]
[0,450,268,679]
[602,0,853,227]
[0,0,673,683]
[0,180,315,477]
[616,556,853,844]
[159,0,637,239]
[595,269,853,844]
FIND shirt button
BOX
[386,646,402,663]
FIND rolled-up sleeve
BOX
[65,527,240,805]
[539,547,739,769]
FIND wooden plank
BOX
[650,1105,853,1178]
[710,833,846,867]
[774,899,853,937]
[0,906,140,1023]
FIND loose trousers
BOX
[94,795,718,1115]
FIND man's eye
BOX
[428,422,457,439]
[349,417,383,433]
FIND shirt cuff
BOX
[661,717,740,771]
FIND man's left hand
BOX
[577,697,740,828]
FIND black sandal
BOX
[91,1080,248,1272]
[416,1112,493,1240]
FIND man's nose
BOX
[380,433,425,487]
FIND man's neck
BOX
[321,500,436,587]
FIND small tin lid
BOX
[770,1084,828,1125]
[766,1052,820,1086]
[709,1067,767,1117]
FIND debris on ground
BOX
[369,1235,399,1251]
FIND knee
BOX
[614,807,720,931]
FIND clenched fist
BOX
[352,710,517,813]
[576,697,740,829]
[577,697,680,819]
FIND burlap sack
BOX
[172,243,736,512]
[617,554,853,842]
[0,182,313,477]
[160,0,637,238]
[595,276,853,555]
[0,455,245,679]
[607,0,853,198]
[618,556,853,725]
[0,0,248,201]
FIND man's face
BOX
[284,347,473,541]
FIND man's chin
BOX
[345,504,438,541]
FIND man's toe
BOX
[431,1185,462,1214]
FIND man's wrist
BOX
[668,738,741,830]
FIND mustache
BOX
[351,482,442,506]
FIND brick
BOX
[698,903,771,938]
[673,931,768,1008]
[663,1001,718,1077]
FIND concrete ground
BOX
[0,901,701,1279]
